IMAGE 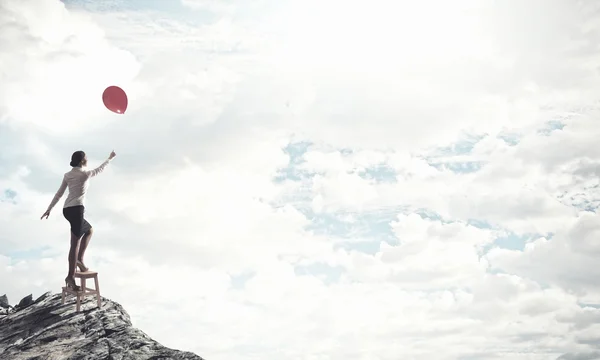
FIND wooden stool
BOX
[61,271,102,312]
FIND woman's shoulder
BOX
[63,169,86,180]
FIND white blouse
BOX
[46,159,112,211]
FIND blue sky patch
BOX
[428,161,485,174]
[481,231,553,255]
[273,141,312,182]
[467,219,494,230]
[578,302,600,309]
[538,120,565,136]
[294,262,344,284]
[0,188,17,204]
[491,233,533,251]
[303,207,404,246]
[358,164,397,183]
[497,132,521,146]
[432,134,487,156]
[423,135,488,174]
[230,271,256,290]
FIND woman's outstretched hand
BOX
[41,210,50,220]
[109,150,116,160]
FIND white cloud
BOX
[486,211,600,302]
[3,0,600,359]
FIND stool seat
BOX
[74,271,98,279]
[62,270,102,312]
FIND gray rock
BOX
[0,291,204,360]
[0,295,8,309]
[15,294,33,311]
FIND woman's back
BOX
[47,158,112,211]
[63,167,93,208]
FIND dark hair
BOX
[70,151,86,167]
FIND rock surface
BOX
[0,295,8,309]
[0,292,204,360]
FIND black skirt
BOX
[63,205,92,238]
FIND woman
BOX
[41,150,116,291]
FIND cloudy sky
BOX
[2,0,600,359]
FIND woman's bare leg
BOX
[67,232,81,281]
[77,227,93,272]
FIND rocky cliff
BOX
[0,292,204,360]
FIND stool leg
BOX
[94,275,102,308]
[61,289,65,304]
[82,278,87,294]
[76,295,81,312]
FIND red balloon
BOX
[102,86,128,114]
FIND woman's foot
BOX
[76,260,89,272]
[65,277,81,291]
